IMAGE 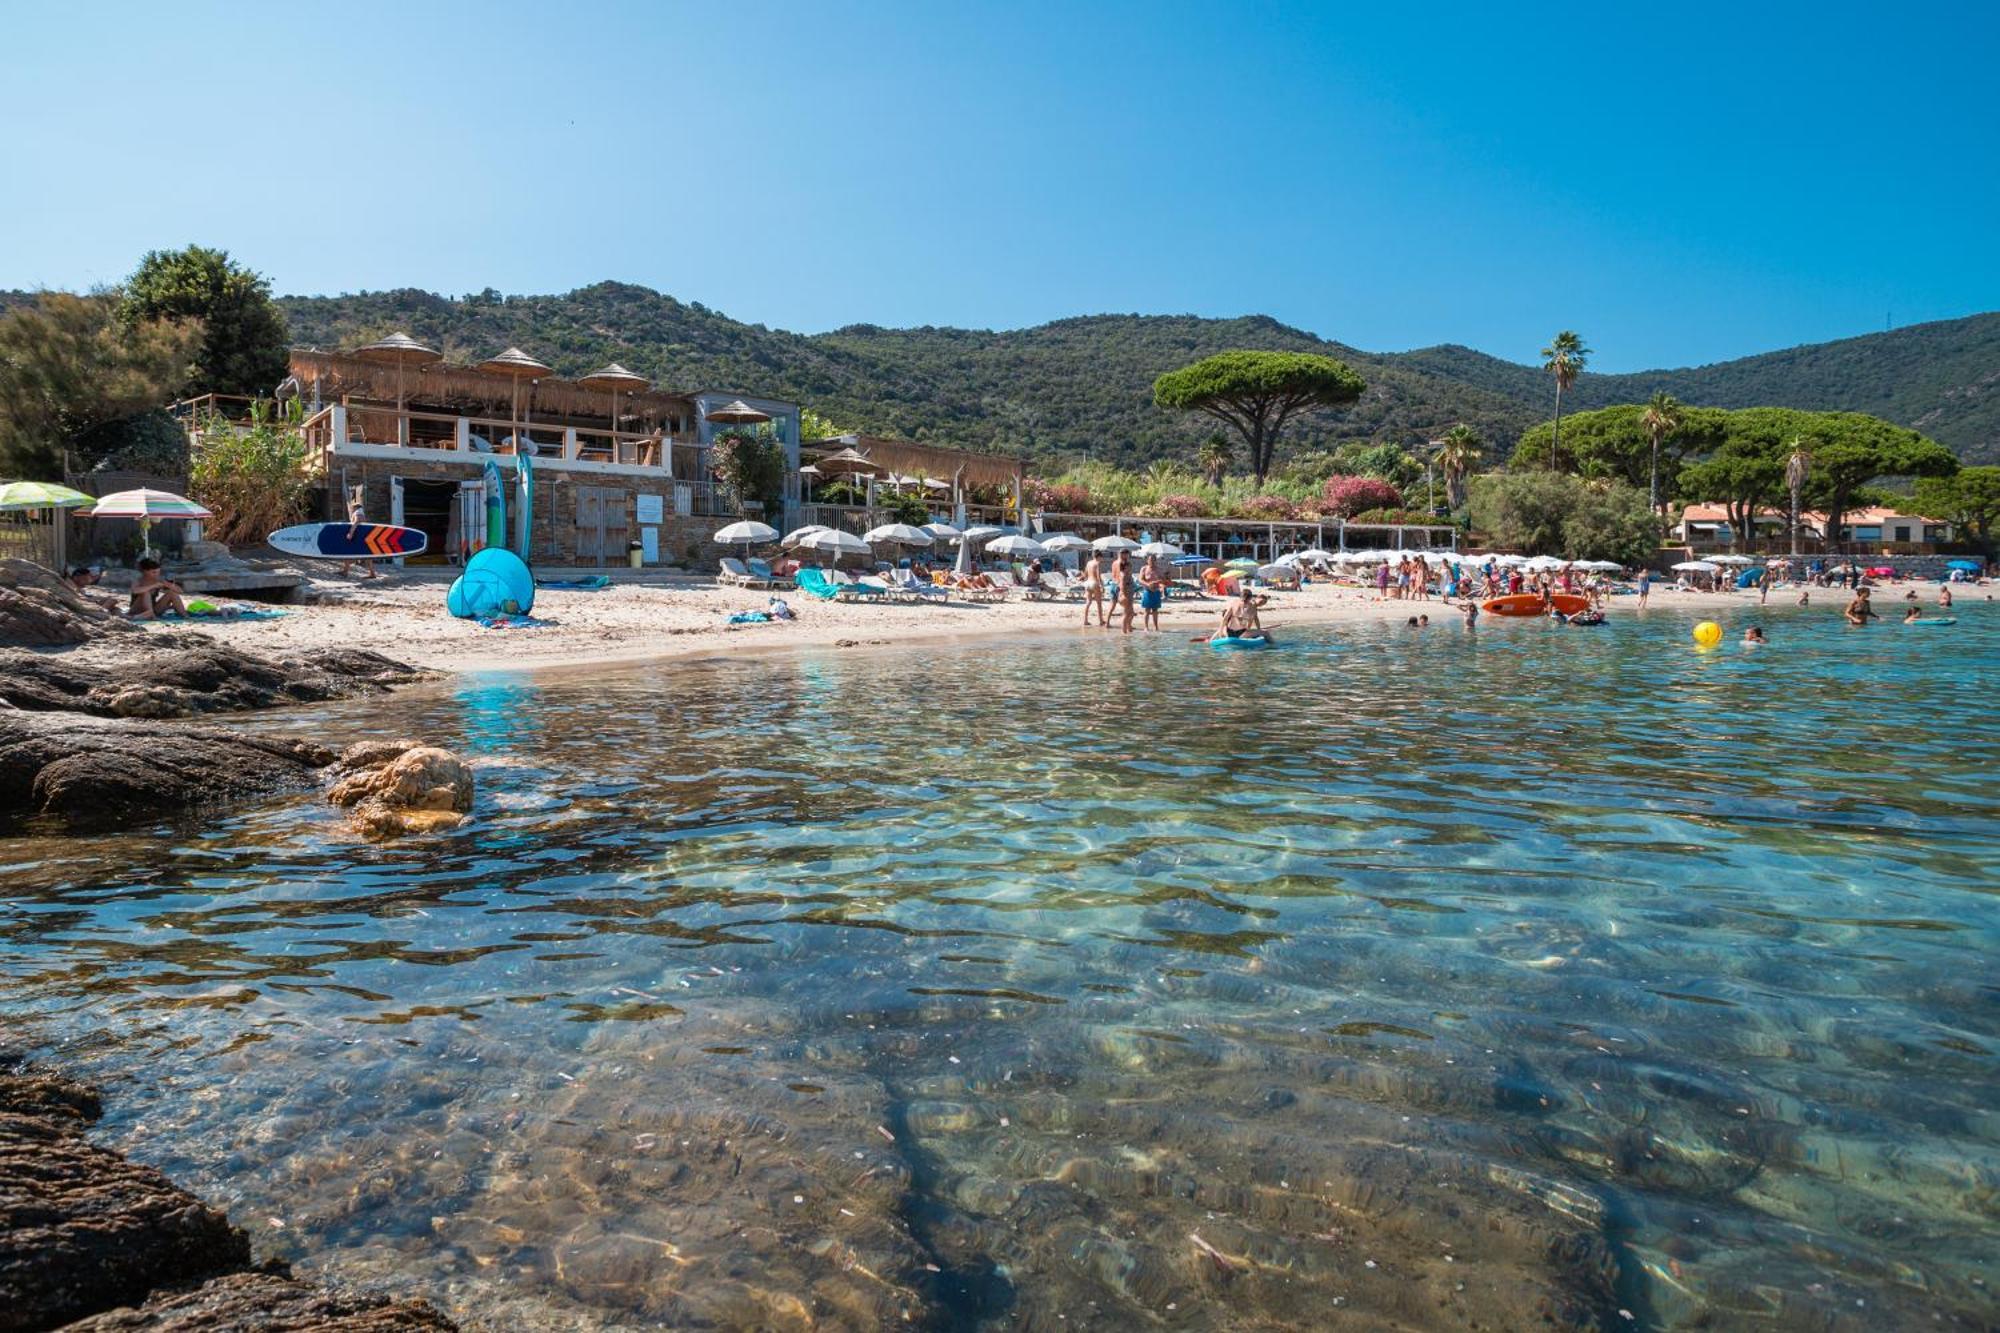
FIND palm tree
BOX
[1785,437,1813,558]
[1197,432,1231,487]
[1638,391,1682,518]
[1430,423,1484,510]
[1540,331,1590,471]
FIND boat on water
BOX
[1483,593,1591,617]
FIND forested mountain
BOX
[14,280,1992,465]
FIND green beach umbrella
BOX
[0,481,94,510]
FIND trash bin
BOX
[627,540,644,569]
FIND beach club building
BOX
[1675,503,1952,554]
[214,340,805,568]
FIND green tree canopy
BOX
[0,293,198,477]
[1679,442,1787,552]
[118,245,289,397]
[1788,410,1958,548]
[1431,423,1485,510]
[1467,471,1656,565]
[1911,466,2000,552]
[1512,402,1730,495]
[1153,350,1365,485]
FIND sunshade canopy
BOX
[578,362,651,391]
[712,520,779,544]
[1136,540,1183,557]
[85,488,212,519]
[783,525,831,546]
[354,332,443,366]
[985,534,1046,556]
[1673,560,1719,572]
[0,480,94,510]
[1091,535,1141,552]
[799,528,871,555]
[812,447,880,477]
[1037,533,1090,551]
[478,347,553,379]
[707,399,772,424]
[863,523,934,546]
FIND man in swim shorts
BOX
[1215,584,1273,645]
[1138,553,1167,632]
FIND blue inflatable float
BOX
[1209,634,1272,651]
[447,547,536,619]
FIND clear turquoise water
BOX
[3,602,1996,1329]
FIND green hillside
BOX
[20,277,1979,468]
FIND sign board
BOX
[635,493,664,525]
[640,527,659,563]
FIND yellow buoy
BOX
[1692,621,1722,647]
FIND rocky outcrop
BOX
[0,558,134,648]
[0,1060,453,1331]
[61,1271,458,1331]
[0,642,423,719]
[0,711,336,827]
[326,741,475,839]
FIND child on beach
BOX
[128,558,187,620]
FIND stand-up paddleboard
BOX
[1483,593,1590,617]
[515,451,535,561]
[269,522,427,560]
[483,458,505,552]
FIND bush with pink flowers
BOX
[1321,475,1404,518]
[1231,493,1302,521]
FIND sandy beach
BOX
[174,571,1771,675]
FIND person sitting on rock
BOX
[128,558,188,620]
[64,565,120,612]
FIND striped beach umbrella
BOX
[84,488,213,558]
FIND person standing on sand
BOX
[1375,560,1391,600]
[1113,551,1137,634]
[336,486,380,581]
[1082,551,1107,628]
[1138,554,1167,632]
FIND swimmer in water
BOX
[1743,626,1766,644]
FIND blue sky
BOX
[2,1,1994,371]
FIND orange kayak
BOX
[1482,593,1591,617]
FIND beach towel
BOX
[473,614,555,629]
[186,599,287,621]
[727,610,772,624]
[539,576,613,590]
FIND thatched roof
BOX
[353,332,441,365]
[805,434,1024,489]
[289,349,694,422]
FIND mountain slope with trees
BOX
[15,278,1989,467]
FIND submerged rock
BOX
[0,711,335,828]
[0,1058,455,1332]
[327,741,476,839]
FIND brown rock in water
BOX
[327,741,475,839]
[0,711,335,827]
[62,1270,458,1331]
[0,1066,250,1331]
[0,1060,456,1331]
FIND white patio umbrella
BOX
[798,528,871,562]
[1136,540,1183,557]
[783,524,831,546]
[921,521,962,541]
[960,524,1005,543]
[1710,554,1754,566]
[1673,560,1720,573]
[1289,547,1336,562]
[863,523,934,547]
[1038,532,1090,552]
[84,488,213,557]
[713,520,779,545]
[986,534,1047,557]
[1092,534,1141,552]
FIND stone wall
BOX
[323,456,744,569]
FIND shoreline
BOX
[86,573,1883,680]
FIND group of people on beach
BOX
[1067,550,1274,644]
[67,560,186,620]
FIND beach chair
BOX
[747,557,782,586]
[890,568,950,602]
[721,557,770,589]
[829,570,886,601]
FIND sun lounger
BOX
[889,568,950,601]
[829,570,887,600]
[721,557,775,589]
[748,557,782,585]
[950,574,1008,602]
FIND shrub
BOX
[187,403,312,543]
[1232,493,1301,521]
[1350,507,1434,525]
[1028,479,1097,513]
[710,429,786,513]
[1140,493,1210,519]
[1322,475,1403,517]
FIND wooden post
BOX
[455,417,471,452]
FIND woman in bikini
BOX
[1113,551,1137,634]
[1082,551,1107,628]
